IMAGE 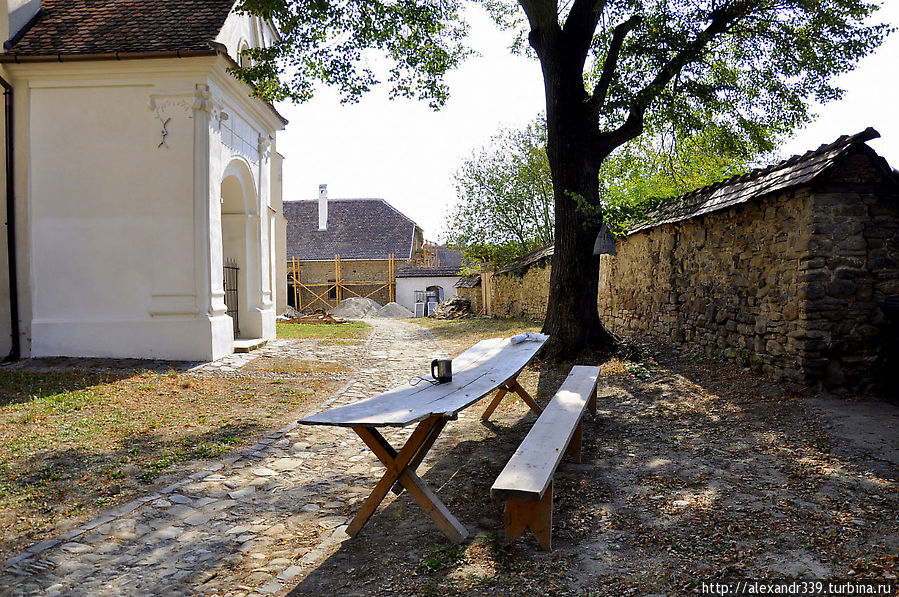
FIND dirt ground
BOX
[283,339,898,596]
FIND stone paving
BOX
[1,319,450,597]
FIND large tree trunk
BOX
[538,46,617,361]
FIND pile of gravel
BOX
[328,297,382,318]
[373,302,415,319]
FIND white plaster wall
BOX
[216,11,278,64]
[208,65,281,343]
[0,63,10,357]
[395,276,461,313]
[271,151,287,314]
[9,55,283,360]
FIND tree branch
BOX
[562,0,608,61]
[519,0,561,56]
[586,14,641,115]
[603,2,754,150]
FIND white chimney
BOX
[318,184,328,231]
[3,0,41,48]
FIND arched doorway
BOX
[220,159,263,339]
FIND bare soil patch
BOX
[285,340,897,596]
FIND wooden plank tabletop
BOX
[299,335,548,427]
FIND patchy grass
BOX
[0,362,349,560]
[413,317,541,356]
[276,321,371,340]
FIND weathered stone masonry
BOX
[489,134,899,394]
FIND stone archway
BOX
[220,159,263,339]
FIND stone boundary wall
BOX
[491,264,550,321]
[798,154,899,390]
[597,188,814,389]
[456,286,483,316]
[487,149,899,393]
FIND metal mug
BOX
[431,359,452,384]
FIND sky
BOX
[275,3,899,241]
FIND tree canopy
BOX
[446,113,770,268]
[446,119,553,268]
[236,0,890,359]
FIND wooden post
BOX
[335,254,342,304]
[388,253,395,303]
[482,271,494,317]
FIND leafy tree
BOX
[599,118,773,235]
[447,114,768,266]
[236,0,890,360]
[446,119,553,269]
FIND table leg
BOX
[507,378,543,416]
[347,417,468,543]
[391,416,449,495]
[481,377,542,421]
[480,384,510,420]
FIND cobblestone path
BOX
[1,319,450,596]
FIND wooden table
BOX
[299,335,548,543]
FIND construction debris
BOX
[284,311,348,325]
[277,306,304,321]
[328,297,383,319]
[429,295,473,319]
[373,302,415,319]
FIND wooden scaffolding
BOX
[287,254,396,312]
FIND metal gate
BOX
[223,259,239,337]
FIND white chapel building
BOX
[0,0,287,361]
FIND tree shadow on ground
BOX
[0,423,263,560]
[0,369,135,408]
[283,347,898,596]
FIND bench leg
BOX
[566,420,583,463]
[588,386,597,417]
[503,481,553,550]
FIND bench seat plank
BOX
[491,366,600,503]
[300,336,547,428]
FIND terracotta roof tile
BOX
[5,0,235,56]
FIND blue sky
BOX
[275,3,899,241]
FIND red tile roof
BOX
[5,0,236,56]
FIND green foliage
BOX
[417,543,467,573]
[599,119,773,235]
[445,118,554,269]
[449,114,770,251]
[234,0,470,107]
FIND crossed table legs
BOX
[344,376,541,543]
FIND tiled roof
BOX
[396,266,462,278]
[284,199,418,261]
[433,245,464,270]
[4,0,235,56]
[629,127,890,235]
[454,274,481,288]
[496,244,555,274]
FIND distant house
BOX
[283,185,424,310]
[395,245,465,316]
[0,0,286,361]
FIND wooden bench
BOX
[490,365,601,550]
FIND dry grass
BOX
[277,321,371,340]
[0,361,350,561]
